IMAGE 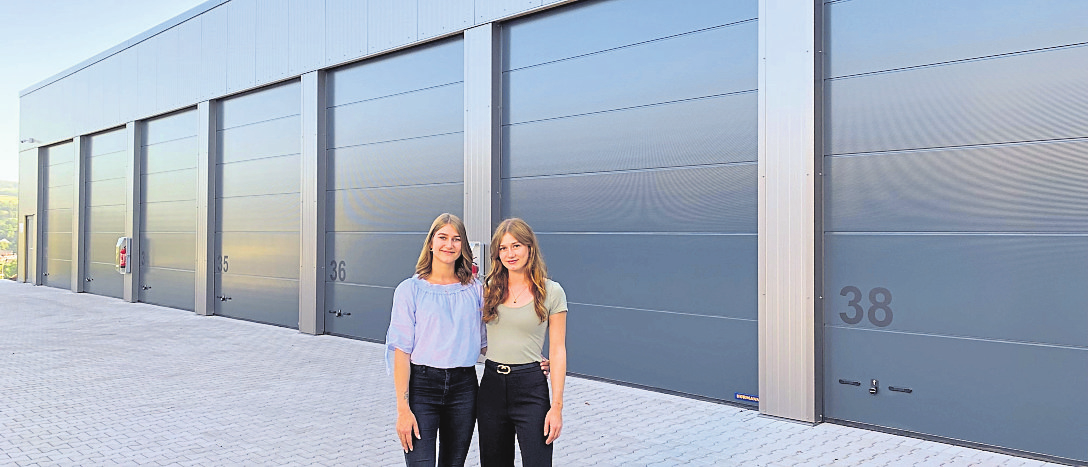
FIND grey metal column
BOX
[757,0,823,423]
[299,70,327,335]
[34,146,46,285]
[71,136,87,292]
[463,23,501,269]
[196,101,216,316]
[123,122,143,302]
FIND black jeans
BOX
[405,364,478,467]
[477,360,553,467]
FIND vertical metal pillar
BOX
[757,0,824,423]
[122,122,143,302]
[464,23,502,271]
[299,70,328,335]
[34,146,46,285]
[71,136,87,292]
[196,101,217,316]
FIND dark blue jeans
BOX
[477,361,553,467]
[405,364,478,467]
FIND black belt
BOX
[484,360,540,375]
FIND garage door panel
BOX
[325,232,421,288]
[328,184,463,233]
[538,233,756,321]
[44,260,72,289]
[143,200,197,233]
[88,152,128,181]
[504,164,755,233]
[47,185,74,210]
[217,116,302,164]
[85,262,124,299]
[88,178,128,207]
[88,129,128,156]
[329,37,463,106]
[46,162,74,187]
[328,133,463,189]
[140,267,195,311]
[568,304,757,402]
[827,46,1088,155]
[217,80,300,129]
[143,109,197,146]
[328,84,463,148]
[824,327,1088,462]
[45,209,73,235]
[143,169,198,203]
[826,0,1088,79]
[86,206,126,234]
[143,137,199,174]
[142,233,196,270]
[503,22,756,125]
[827,140,1088,232]
[826,234,1088,348]
[88,233,124,264]
[504,0,756,71]
[46,231,72,259]
[216,232,299,279]
[215,274,299,327]
[218,193,300,232]
[504,93,756,178]
[324,282,395,341]
[218,154,301,198]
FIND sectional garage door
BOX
[214,81,301,328]
[822,0,1088,462]
[41,142,75,289]
[501,0,758,401]
[83,128,129,298]
[324,38,464,340]
[140,109,198,311]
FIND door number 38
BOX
[839,286,893,327]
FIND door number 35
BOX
[839,286,893,327]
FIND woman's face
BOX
[497,232,529,275]
[431,224,462,266]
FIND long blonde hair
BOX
[415,213,474,285]
[483,218,548,323]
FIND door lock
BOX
[869,379,879,395]
[327,309,351,317]
[86,278,93,282]
[142,285,152,290]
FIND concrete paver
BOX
[0,281,1064,466]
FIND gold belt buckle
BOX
[497,364,511,375]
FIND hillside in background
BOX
[1,181,18,251]
[0,180,16,198]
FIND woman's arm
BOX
[393,349,419,453]
[544,312,567,444]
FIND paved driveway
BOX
[0,281,1058,466]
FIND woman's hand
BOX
[540,356,550,375]
[397,409,420,453]
[544,405,562,444]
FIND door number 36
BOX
[839,286,893,327]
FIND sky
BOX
[0,0,208,183]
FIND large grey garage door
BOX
[502,0,758,401]
[141,109,198,311]
[324,38,464,340]
[41,142,75,289]
[214,81,301,328]
[83,128,128,298]
[822,1,1088,462]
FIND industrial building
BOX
[16,0,1087,464]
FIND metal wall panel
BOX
[502,0,758,403]
[367,0,418,54]
[503,23,757,124]
[41,143,75,289]
[824,0,1088,461]
[215,80,301,328]
[827,45,1088,156]
[17,148,38,282]
[475,0,541,24]
[118,48,139,123]
[325,0,368,64]
[826,0,1088,78]
[256,0,291,83]
[136,38,158,119]
[324,37,464,339]
[175,18,203,107]
[200,5,229,100]
[226,0,258,93]
[419,0,473,39]
[141,109,199,311]
[289,0,326,74]
[156,27,180,114]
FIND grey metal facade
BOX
[15,0,1087,464]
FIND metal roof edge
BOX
[19,0,229,98]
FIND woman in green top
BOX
[477,218,567,467]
